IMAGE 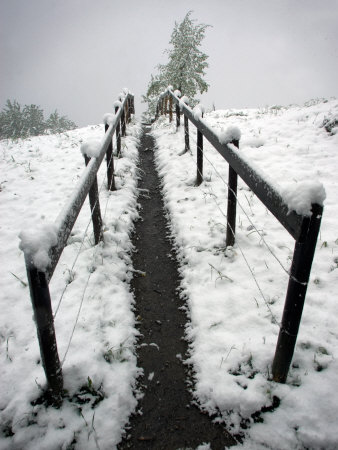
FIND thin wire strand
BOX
[189,128,307,287]
[54,127,122,319]
[187,126,292,277]
[61,272,91,366]
[60,128,126,364]
[205,183,280,325]
[177,124,281,324]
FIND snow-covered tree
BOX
[46,110,77,134]
[143,11,210,117]
[0,100,27,139]
[0,101,77,139]
[23,104,45,136]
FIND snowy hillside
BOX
[0,97,337,450]
[152,98,338,449]
[0,122,142,449]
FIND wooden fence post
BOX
[130,96,135,115]
[176,103,180,130]
[160,98,164,115]
[115,106,121,157]
[196,128,203,186]
[226,140,239,247]
[127,98,131,123]
[25,256,63,403]
[164,97,168,116]
[169,96,173,122]
[121,107,126,137]
[84,155,103,244]
[272,203,323,382]
[105,124,115,191]
[184,115,190,153]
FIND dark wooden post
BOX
[226,140,239,247]
[164,96,168,116]
[176,103,180,130]
[105,124,115,191]
[169,96,173,122]
[115,105,121,157]
[272,203,323,383]
[121,106,126,137]
[127,98,131,123]
[184,115,190,153]
[84,155,103,244]
[25,256,63,403]
[196,128,203,186]
[160,98,164,115]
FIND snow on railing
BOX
[156,87,325,384]
[19,90,135,402]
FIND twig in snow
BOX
[209,263,233,285]
[9,271,27,287]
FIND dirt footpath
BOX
[118,127,236,450]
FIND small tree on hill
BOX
[23,104,45,136]
[0,100,27,139]
[46,110,77,134]
[143,11,210,118]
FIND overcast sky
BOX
[1,0,338,126]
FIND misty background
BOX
[1,0,337,127]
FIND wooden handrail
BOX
[157,88,324,384]
[159,89,304,240]
[21,91,135,401]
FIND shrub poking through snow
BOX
[321,114,338,135]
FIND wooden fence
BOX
[156,88,323,384]
[22,92,134,402]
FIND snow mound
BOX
[282,180,326,216]
[241,137,265,148]
[193,104,206,120]
[19,223,58,271]
[103,113,116,126]
[179,96,190,111]
[219,126,242,144]
[80,138,102,158]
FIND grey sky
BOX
[1,0,337,126]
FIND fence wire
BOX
[52,126,126,366]
[171,124,285,325]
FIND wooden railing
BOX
[21,91,134,402]
[157,88,324,384]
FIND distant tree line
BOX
[0,100,77,139]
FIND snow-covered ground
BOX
[0,120,142,449]
[1,97,338,450]
[152,98,338,449]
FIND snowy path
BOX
[119,126,236,449]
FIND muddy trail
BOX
[118,126,236,450]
